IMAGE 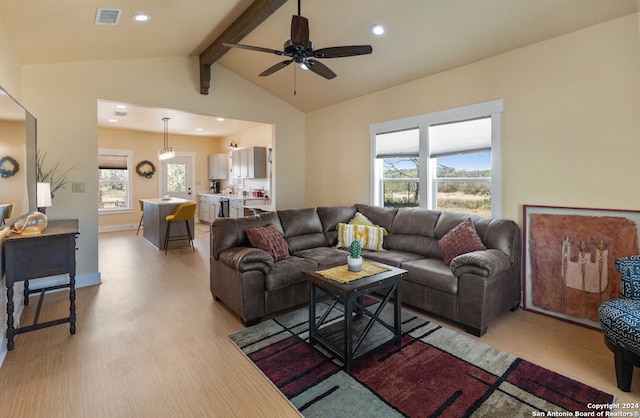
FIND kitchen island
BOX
[141,197,195,250]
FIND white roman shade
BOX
[375,118,491,159]
[98,154,127,169]
[375,128,419,158]
[428,117,491,158]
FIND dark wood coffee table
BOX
[303,261,406,372]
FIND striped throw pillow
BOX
[336,223,386,252]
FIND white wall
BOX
[305,14,640,224]
[18,57,305,282]
[0,18,21,98]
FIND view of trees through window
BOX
[382,151,491,217]
[435,152,491,218]
[166,162,187,193]
[98,168,128,209]
[382,158,419,207]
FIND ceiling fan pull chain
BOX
[294,64,297,96]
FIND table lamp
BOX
[37,182,52,213]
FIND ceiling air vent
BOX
[95,8,122,25]
[112,111,127,117]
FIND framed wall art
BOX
[523,205,640,329]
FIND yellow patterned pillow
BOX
[348,212,375,226]
[336,223,386,252]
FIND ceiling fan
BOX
[223,0,372,81]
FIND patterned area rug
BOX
[229,301,614,417]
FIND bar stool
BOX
[136,198,144,235]
[164,202,197,254]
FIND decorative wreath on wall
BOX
[136,160,156,178]
[0,156,20,178]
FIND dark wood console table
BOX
[4,219,79,350]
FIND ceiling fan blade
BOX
[291,15,309,47]
[223,42,283,56]
[259,60,293,77]
[305,59,337,80]
[313,45,373,58]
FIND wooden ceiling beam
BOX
[199,0,288,95]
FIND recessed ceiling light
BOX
[131,13,151,23]
[370,24,386,37]
[116,104,127,109]
[195,128,203,132]
[216,117,225,122]
[108,119,117,123]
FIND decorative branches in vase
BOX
[36,149,79,199]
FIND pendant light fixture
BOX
[158,117,175,160]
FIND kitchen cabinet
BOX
[198,195,210,222]
[229,199,244,218]
[208,154,228,179]
[229,198,264,218]
[198,194,222,224]
[232,147,267,179]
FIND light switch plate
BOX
[72,182,85,193]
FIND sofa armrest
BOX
[450,249,511,278]
[218,247,274,274]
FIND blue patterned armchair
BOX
[598,255,640,392]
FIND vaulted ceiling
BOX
[0,0,637,119]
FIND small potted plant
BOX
[347,229,367,272]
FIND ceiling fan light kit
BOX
[223,0,372,89]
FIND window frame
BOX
[98,148,133,213]
[370,99,503,218]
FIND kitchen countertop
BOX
[243,203,275,212]
[141,197,194,205]
[198,192,268,201]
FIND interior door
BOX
[160,155,194,200]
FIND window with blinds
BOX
[98,150,132,211]
[370,100,502,218]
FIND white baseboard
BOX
[99,223,140,233]
[0,271,101,367]
[100,222,209,234]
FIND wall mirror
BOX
[0,86,37,230]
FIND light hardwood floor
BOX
[0,226,638,417]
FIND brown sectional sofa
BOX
[210,204,521,336]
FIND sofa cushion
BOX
[246,223,289,261]
[278,208,329,253]
[438,218,486,265]
[265,256,318,291]
[434,211,479,238]
[212,211,283,259]
[354,204,398,231]
[385,208,441,258]
[317,206,357,247]
[294,247,348,266]
[402,258,459,294]
[362,249,425,267]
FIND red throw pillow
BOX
[246,224,289,261]
[438,218,486,265]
